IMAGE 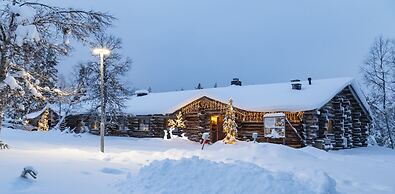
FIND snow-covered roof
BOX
[135,89,149,94]
[24,104,58,119]
[25,106,48,119]
[124,77,370,116]
[263,113,286,118]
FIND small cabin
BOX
[67,77,371,150]
[24,105,59,131]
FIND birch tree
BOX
[361,36,395,149]
[76,34,132,124]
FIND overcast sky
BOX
[55,0,395,92]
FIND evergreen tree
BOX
[37,108,49,131]
[223,98,238,144]
[195,83,203,90]
[7,46,61,121]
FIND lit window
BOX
[263,114,285,138]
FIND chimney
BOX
[135,90,149,97]
[308,77,312,85]
[231,78,242,86]
[291,79,302,90]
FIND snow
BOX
[11,4,40,47]
[15,24,40,47]
[264,112,286,117]
[1,128,394,194]
[123,77,369,115]
[3,75,22,90]
[24,105,48,119]
[10,4,36,24]
[27,82,43,98]
[119,157,337,194]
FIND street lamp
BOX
[92,47,111,153]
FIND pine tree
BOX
[195,83,203,90]
[214,83,218,88]
[223,98,238,144]
[8,46,60,121]
[37,108,49,131]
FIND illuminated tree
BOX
[223,98,237,144]
[167,111,186,139]
[37,108,49,131]
[168,112,186,129]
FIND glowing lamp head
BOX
[92,48,111,56]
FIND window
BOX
[327,119,334,134]
[138,119,150,131]
[263,114,285,138]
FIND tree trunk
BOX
[0,52,9,141]
[0,106,4,141]
[384,114,394,149]
[0,52,8,83]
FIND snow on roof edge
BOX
[25,105,48,119]
[349,81,372,119]
[123,77,368,115]
[71,77,369,116]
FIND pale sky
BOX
[55,0,395,92]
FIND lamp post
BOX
[92,48,111,153]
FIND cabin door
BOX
[210,115,225,143]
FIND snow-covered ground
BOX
[0,128,394,194]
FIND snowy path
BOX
[0,128,394,194]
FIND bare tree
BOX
[76,34,132,125]
[361,36,395,149]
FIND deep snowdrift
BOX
[1,128,395,194]
[118,157,338,194]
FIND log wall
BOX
[311,86,370,150]
[64,87,370,150]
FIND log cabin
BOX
[24,105,59,131]
[66,77,371,150]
